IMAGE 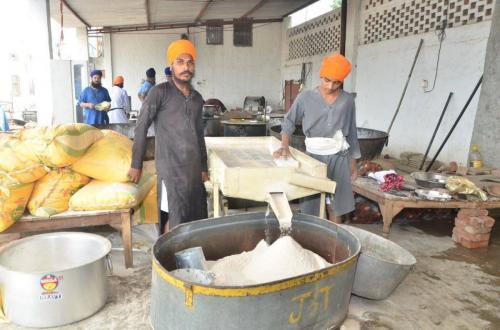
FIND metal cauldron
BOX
[343,226,416,300]
[95,123,155,160]
[151,212,360,330]
[0,232,112,328]
[357,128,389,161]
[269,125,388,160]
[222,119,267,137]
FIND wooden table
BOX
[352,176,500,236]
[1,209,134,268]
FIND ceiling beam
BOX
[145,0,151,26]
[195,0,213,22]
[88,18,283,34]
[241,0,269,18]
[282,0,318,18]
[61,0,90,28]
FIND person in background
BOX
[274,54,360,223]
[78,70,111,125]
[137,68,156,102]
[109,75,130,124]
[0,105,9,131]
[128,39,208,234]
[164,67,172,82]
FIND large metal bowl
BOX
[343,226,416,300]
[0,232,111,328]
[151,212,360,330]
[411,172,449,188]
[269,125,389,160]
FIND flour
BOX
[207,236,331,286]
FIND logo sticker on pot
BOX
[40,274,58,291]
[40,274,63,301]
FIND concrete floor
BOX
[3,213,499,330]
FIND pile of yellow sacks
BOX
[0,124,157,233]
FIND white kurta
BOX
[109,86,130,123]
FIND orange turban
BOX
[167,39,196,65]
[113,75,124,85]
[319,54,352,82]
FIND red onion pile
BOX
[380,173,405,192]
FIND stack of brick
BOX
[452,209,496,248]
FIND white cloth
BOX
[305,130,350,156]
[368,170,397,183]
[109,86,130,124]
[161,180,169,212]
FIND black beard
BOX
[91,82,101,88]
[173,74,192,86]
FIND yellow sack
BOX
[0,137,48,183]
[28,169,90,217]
[18,124,103,168]
[69,173,156,211]
[0,173,34,232]
[133,184,158,225]
[142,160,157,174]
[72,130,132,182]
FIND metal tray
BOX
[411,172,449,188]
[415,189,452,201]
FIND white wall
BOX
[191,23,283,110]
[109,29,186,111]
[50,60,74,124]
[24,0,54,126]
[281,0,493,164]
[108,23,283,111]
[355,21,491,164]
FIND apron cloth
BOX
[300,150,355,217]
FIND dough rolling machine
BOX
[205,137,337,223]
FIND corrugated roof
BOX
[50,0,316,29]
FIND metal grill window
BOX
[233,19,253,47]
[361,0,496,44]
[287,11,341,61]
[206,20,223,45]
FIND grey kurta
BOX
[131,81,208,229]
[281,88,360,216]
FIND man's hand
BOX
[201,171,210,182]
[273,146,291,159]
[128,168,142,183]
[80,103,95,109]
[351,168,359,183]
[351,159,359,183]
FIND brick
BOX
[452,232,490,248]
[455,215,495,228]
[457,208,488,218]
[454,221,492,234]
[453,226,491,242]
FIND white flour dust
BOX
[207,236,331,286]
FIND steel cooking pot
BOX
[0,232,112,328]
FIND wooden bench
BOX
[1,209,134,268]
[353,176,500,236]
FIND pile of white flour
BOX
[206,236,331,286]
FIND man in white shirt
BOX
[109,75,131,124]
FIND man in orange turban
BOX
[129,38,209,234]
[109,75,130,124]
[274,53,360,223]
